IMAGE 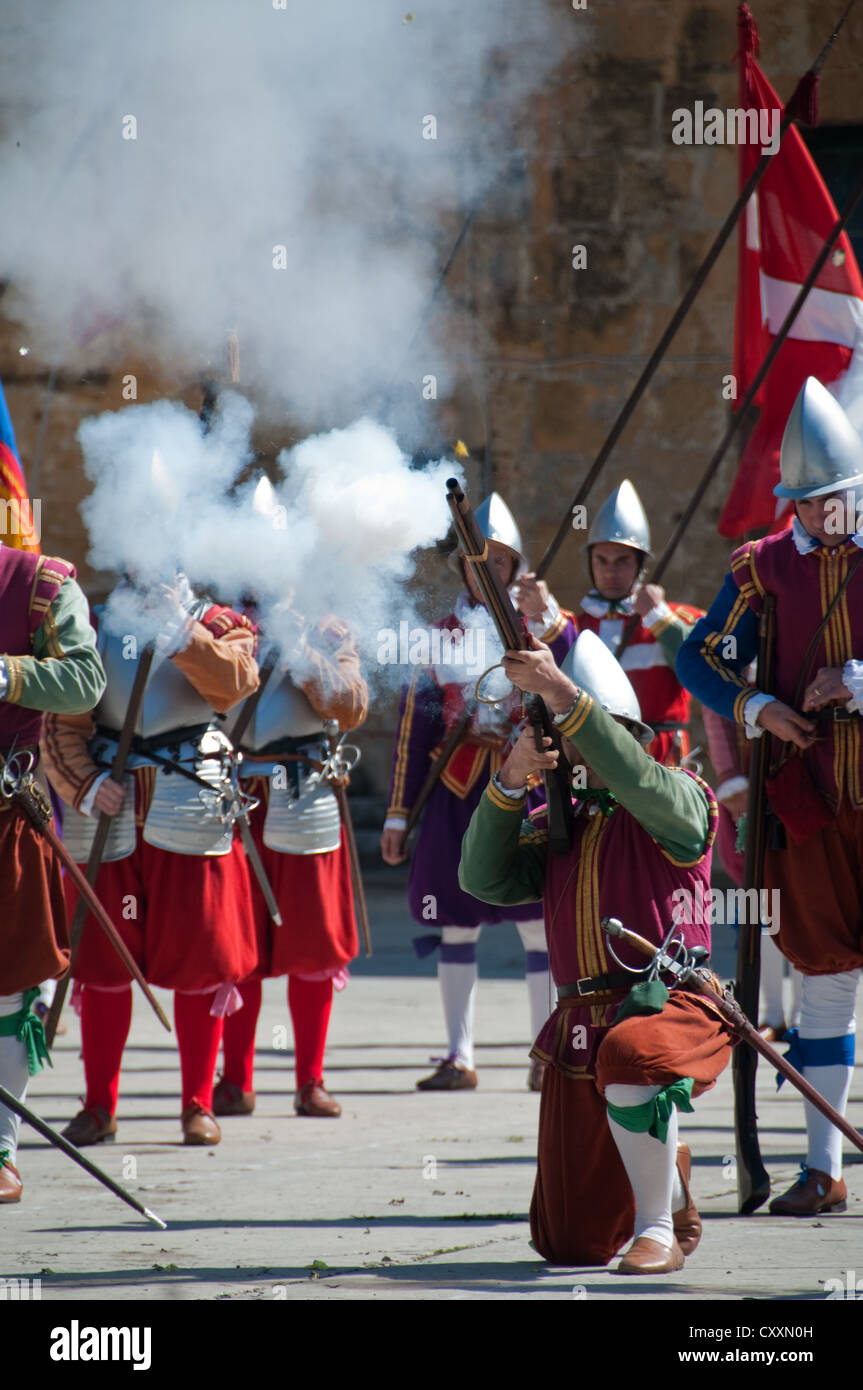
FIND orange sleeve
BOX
[40,710,102,810]
[297,617,369,732]
[170,611,259,715]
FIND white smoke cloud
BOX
[2,1,567,432]
[79,394,461,687]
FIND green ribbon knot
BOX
[0,988,52,1076]
[572,787,617,818]
[605,1075,695,1144]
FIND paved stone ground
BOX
[3,883,861,1303]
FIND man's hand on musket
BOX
[755,699,818,749]
[512,573,549,621]
[93,779,127,817]
[801,665,852,712]
[503,633,579,714]
[499,728,559,791]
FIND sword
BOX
[0,1083,166,1229]
[601,916,863,1161]
[1,749,172,1036]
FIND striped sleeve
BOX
[385,670,445,820]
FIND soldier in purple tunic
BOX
[380,493,576,1090]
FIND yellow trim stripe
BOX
[486,778,526,813]
[558,690,593,739]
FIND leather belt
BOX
[811,707,862,723]
[558,971,633,999]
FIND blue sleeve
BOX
[676,572,760,725]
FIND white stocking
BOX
[605,1083,678,1249]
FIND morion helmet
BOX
[559,629,654,746]
[775,376,863,500]
[586,479,652,557]
[448,491,528,576]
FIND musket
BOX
[324,720,372,958]
[0,1082,166,1229]
[602,916,863,1161]
[733,594,776,1212]
[614,166,863,664]
[534,0,858,584]
[446,480,575,856]
[45,644,156,1045]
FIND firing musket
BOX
[601,916,863,1162]
[446,480,574,856]
[0,1082,166,1229]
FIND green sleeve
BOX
[560,692,708,862]
[645,608,695,666]
[459,780,548,907]
[3,578,106,714]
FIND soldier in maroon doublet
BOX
[214,605,368,1120]
[679,377,863,1217]
[381,493,577,1091]
[460,630,733,1273]
[577,479,702,767]
[41,576,260,1148]
[0,544,106,1202]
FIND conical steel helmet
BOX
[587,479,652,556]
[775,376,863,499]
[559,629,654,746]
[448,491,528,574]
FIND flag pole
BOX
[614,167,863,660]
[534,0,858,582]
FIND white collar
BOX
[579,590,634,619]
[791,515,863,555]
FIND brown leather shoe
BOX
[416,1056,478,1091]
[0,1160,22,1204]
[62,1106,117,1148]
[212,1079,256,1116]
[769,1166,847,1216]
[528,1061,545,1093]
[617,1236,685,1275]
[181,1103,221,1146]
[294,1081,342,1117]
[673,1142,702,1257]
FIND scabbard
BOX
[332,780,372,957]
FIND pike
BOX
[601,916,863,1161]
[534,0,858,584]
[613,165,863,663]
[0,1082,166,1229]
[446,480,574,856]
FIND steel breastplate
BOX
[234,669,323,750]
[95,606,214,740]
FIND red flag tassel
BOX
[736,3,760,58]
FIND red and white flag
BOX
[718,5,863,539]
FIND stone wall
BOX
[2,0,861,800]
